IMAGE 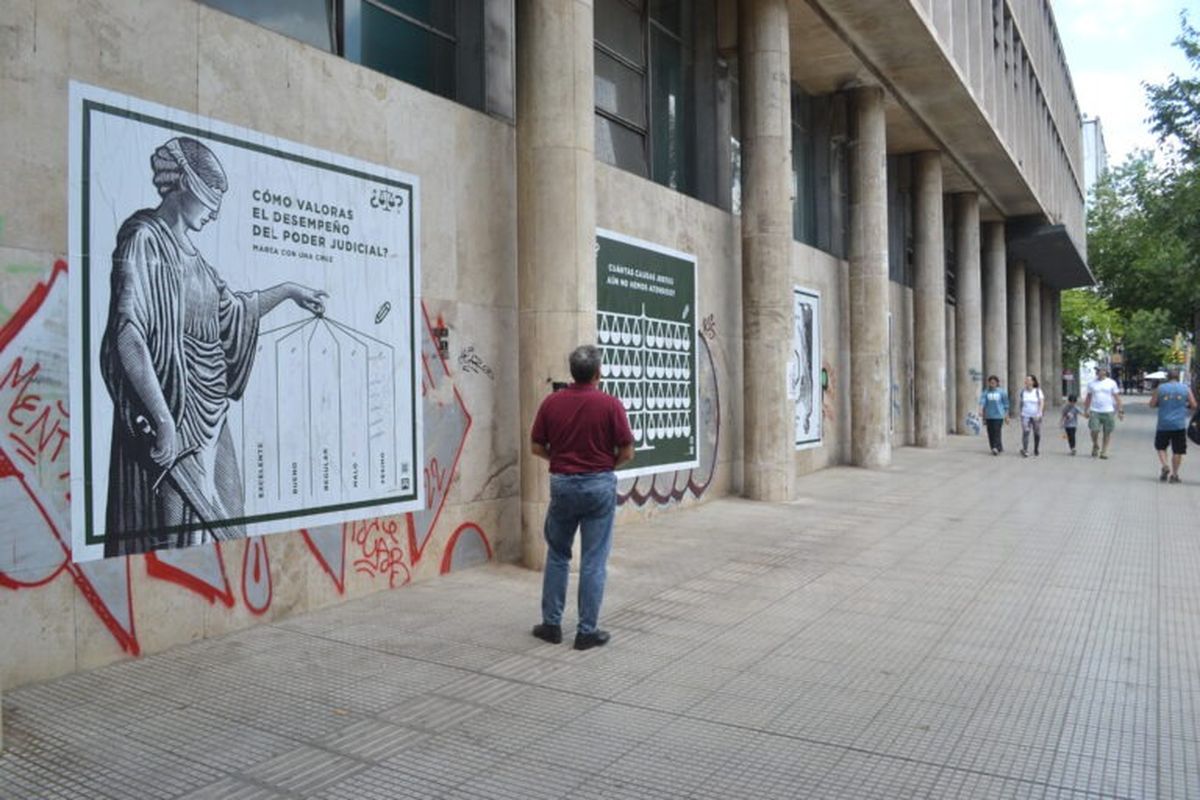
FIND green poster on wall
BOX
[596,229,699,478]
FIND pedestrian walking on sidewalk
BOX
[530,345,635,651]
[978,375,1010,455]
[1084,367,1124,459]
[1019,375,1045,457]
[1060,395,1081,455]
[1149,368,1197,484]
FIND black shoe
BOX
[573,630,611,651]
[1161,467,1171,482]
[991,448,999,456]
[1169,474,1182,484]
[532,623,562,644]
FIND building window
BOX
[887,155,914,287]
[200,0,336,52]
[200,0,489,113]
[791,87,849,258]
[346,0,484,109]
[594,0,722,204]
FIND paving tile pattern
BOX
[3,399,1199,798]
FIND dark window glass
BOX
[650,25,692,192]
[944,196,957,302]
[792,90,816,245]
[359,2,456,100]
[371,0,455,34]
[650,0,687,35]
[200,0,334,52]
[596,0,644,67]
[887,155,913,286]
[596,49,647,128]
[596,114,649,176]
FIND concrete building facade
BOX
[1082,116,1110,201]
[0,0,1089,688]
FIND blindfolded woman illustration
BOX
[101,136,327,556]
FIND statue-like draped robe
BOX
[101,210,260,557]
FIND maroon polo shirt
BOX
[531,383,634,474]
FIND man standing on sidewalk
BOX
[1084,367,1124,459]
[1149,369,1197,484]
[530,345,634,651]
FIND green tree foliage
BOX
[1121,308,1176,373]
[1085,15,1200,385]
[1146,14,1200,162]
[1087,155,1195,332]
[1060,289,1123,379]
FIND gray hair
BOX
[569,344,602,383]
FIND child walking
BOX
[1060,394,1080,456]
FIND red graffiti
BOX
[301,527,346,594]
[2,270,494,664]
[424,458,452,505]
[145,546,235,607]
[439,522,493,575]
[0,261,141,654]
[350,517,411,588]
[0,358,71,504]
[242,538,273,614]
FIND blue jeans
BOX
[541,471,617,635]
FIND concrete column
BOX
[1041,285,1055,406]
[953,194,982,433]
[982,222,1007,386]
[1026,273,1043,390]
[1006,262,1026,413]
[739,0,793,500]
[913,152,946,447]
[945,302,957,434]
[1052,293,1064,403]
[517,0,597,568]
[848,86,891,468]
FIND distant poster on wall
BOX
[596,229,699,478]
[68,82,423,562]
[790,287,822,449]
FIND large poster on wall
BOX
[596,229,699,478]
[790,286,822,449]
[68,82,423,562]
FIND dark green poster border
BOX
[595,229,699,477]
[79,99,420,547]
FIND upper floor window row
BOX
[200,0,490,114]
[593,0,727,207]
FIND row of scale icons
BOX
[629,410,691,442]
[600,351,692,381]
[598,310,692,352]
[604,380,690,411]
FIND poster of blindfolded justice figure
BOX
[69,82,424,562]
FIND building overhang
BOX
[794,0,1072,224]
[1006,219,1094,290]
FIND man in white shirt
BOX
[1083,367,1124,459]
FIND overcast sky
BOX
[1056,0,1200,165]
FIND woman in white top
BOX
[1019,374,1046,457]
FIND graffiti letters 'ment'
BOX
[1,356,70,502]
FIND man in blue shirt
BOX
[1149,369,1198,484]
[978,375,1011,456]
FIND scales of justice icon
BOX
[239,314,402,514]
[598,305,693,451]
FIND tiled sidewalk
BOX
[2,398,1197,798]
